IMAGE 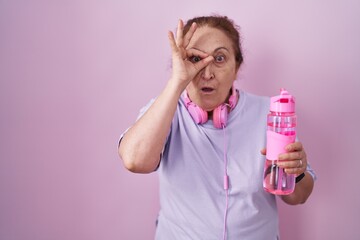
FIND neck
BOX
[207,89,239,120]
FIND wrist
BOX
[166,79,187,97]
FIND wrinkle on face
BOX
[185,26,238,112]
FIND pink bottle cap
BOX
[270,88,295,113]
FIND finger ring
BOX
[299,160,303,168]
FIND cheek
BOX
[217,66,237,81]
[185,83,198,100]
[186,81,197,92]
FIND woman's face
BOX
[186,26,238,112]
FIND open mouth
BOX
[201,87,214,93]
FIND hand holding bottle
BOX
[261,142,307,175]
[277,142,307,174]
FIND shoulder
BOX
[241,90,269,105]
[238,90,270,113]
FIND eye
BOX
[189,56,202,63]
[215,55,225,63]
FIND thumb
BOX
[260,148,266,156]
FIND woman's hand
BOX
[277,142,307,175]
[260,142,307,176]
[261,142,314,205]
[168,20,214,89]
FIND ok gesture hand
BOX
[168,20,214,89]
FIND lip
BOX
[200,86,215,94]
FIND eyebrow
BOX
[213,47,230,53]
[190,46,230,54]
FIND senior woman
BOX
[119,15,315,240]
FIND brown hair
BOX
[183,15,244,70]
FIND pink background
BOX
[1,1,359,239]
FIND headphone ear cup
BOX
[213,104,228,128]
[187,103,208,124]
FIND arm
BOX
[118,20,213,173]
[118,80,182,173]
[281,171,314,205]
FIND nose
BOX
[201,64,214,80]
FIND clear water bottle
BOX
[263,88,296,195]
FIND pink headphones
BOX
[183,85,237,128]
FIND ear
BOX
[235,63,241,74]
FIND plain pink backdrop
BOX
[1,0,359,239]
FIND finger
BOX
[285,142,303,152]
[277,159,305,169]
[278,151,303,161]
[176,19,184,47]
[183,22,197,47]
[260,148,266,155]
[168,31,179,54]
[284,167,305,175]
[284,158,307,174]
[186,49,209,60]
[192,55,214,71]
